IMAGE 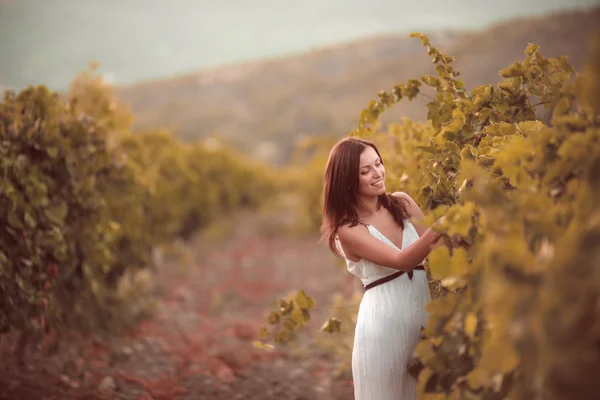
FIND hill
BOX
[2,0,595,90]
[116,7,600,164]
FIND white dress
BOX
[336,219,431,400]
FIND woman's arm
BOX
[393,192,470,251]
[337,222,443,272]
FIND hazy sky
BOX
[0,0,598,89]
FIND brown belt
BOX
[364,265,425,292]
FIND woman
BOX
[320,137,443,400]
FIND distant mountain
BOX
[114,7,600,164]
[1,0,598,90]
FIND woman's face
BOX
[358,146,385,197]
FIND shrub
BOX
[0,70,277,356]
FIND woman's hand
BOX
[429,216,473,251]
[432,215,446,230]
[427,216,449,250]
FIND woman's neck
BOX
[356,195,381,220]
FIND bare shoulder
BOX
[391,191,419,210]
[392,191,428,235]
[337,222,369,243]
[337,223,371,261]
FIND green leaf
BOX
[7,212,23,229]
[47,147,59,158]
[461,147,474,160]
[446,142,460,155]
[44,202,68,226]
[24,211,37,228]
[443,130,457,141]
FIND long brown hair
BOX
[320,137,410,256]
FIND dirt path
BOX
[0,212,358,400]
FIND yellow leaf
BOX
[485,122,516,137]
[252,341,274,350]
[279,299,293,315]
[267,311,280,325]
[283,318,298,331]
[428,246,451,280]
[423,394,446,400]
[291,306,309,327]
[460,147,474,160]
[481,339,520,374]
[416,367,435,395]
[440,276,467,291]
[425,292,457,319]
[417,145,437,154]
[273,330,291,343]
[447,216,471,238]
[446,142,460,155]
[524,43,540,55]
[429,336,443,347]
[464,312,478,338]
[414,340,437,365]
[320,317,342,333]
[444,118,465,134]
[466,367,490,390]
[552,115,588,130]
[450,247,469,277]
[294,289,315,310]
[258,326,269,339]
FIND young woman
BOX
[321,137,444,400]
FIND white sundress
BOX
[336,219,431,400]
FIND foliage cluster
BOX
[258,35,600,399]
[0,69,277,352]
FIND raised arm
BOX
[337,222,443,272]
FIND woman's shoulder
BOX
[391,192,421,213]
[390,191,413,202]
[337,221,369,241]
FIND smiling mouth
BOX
[372,180,384,187]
